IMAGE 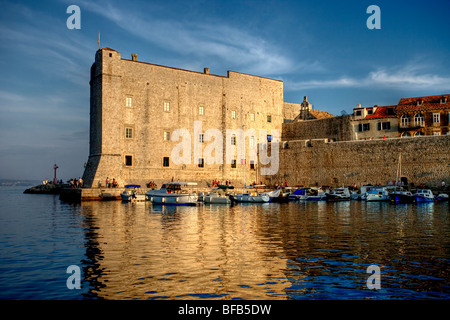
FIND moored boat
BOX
[389,187,414,203]
[436,193,449,201]
[145,182,198,205]
[414,189,435,202]
[325,187,351,201]
[120,184,146,202]
[231,185,269,203]
[204,188,231,204]
[365,186,392,202]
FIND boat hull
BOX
[325,194,350,201]
[366,194,390,202]
[147,194,198,205]
[390,194,415,203]
[415,195,434,202]
[121,193,146,201]
[231,194,270,203]
[204,195,231,204]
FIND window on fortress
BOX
[163,157,170,167]
[250,160,255,170]
[164,102,170,112]
[250,113,255,121]
[198,158,204,168]
[433,131,441,136]
[164,131,170,141]
[126,97,133,107]
[231,110,236,119]
[125,127,133,139]
[231,159,236,168]
[125,155,132,166]
[199,106,204,115]
[199,134,204,143]
[267,115,272,123]
[231,135,236,145]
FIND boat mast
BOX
[395,153,401,187]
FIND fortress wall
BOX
[262,135,450,188]
[282,115,353,141]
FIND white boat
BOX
[415,189,435,202]
[260,189,290,202]
[436,193,449,201]
[352,185,372,200]
[304,187,327,201]
[120,184,146,202]
[365,186,392,202]
[325,187,351,201]
[145,182,198,205]
[204,188,231,204]
[231,185,270,203]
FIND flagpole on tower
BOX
[98,30,100,49]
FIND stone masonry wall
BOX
[262,135,450,188]
[282,115,353,141]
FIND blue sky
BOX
[0,0,449,180]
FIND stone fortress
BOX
[82,48,449,190]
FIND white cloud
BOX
[79,0,303,76]
[286,64,450,91]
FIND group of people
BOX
[274,181,288,189]
[147,181,157,189]
[211,179,233,187]
[105,177,118,188]
[70,177,83,188]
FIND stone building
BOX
[82,48,298,188]
[351,104,398,140]
[395,94,450,137]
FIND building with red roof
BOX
[351,104,398,140]
[395,94,449,137]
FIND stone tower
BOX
[82,48,289,188]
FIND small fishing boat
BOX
[120,184,146,202]
[145,182,198,205]
[415,189,435,202]
[231,185,269,203]
[260,189,290,202]
[365,186,391,202]
[204,188,232,204]
[389,187,414,203]
[436,193,449,201]
[325,187,351,201]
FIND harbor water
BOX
[0,186,449,300]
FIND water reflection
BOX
[77,200,450,299]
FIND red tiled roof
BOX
[395,94,450,112]
[365,105,396,119]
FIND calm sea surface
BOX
[0,186,449,300]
